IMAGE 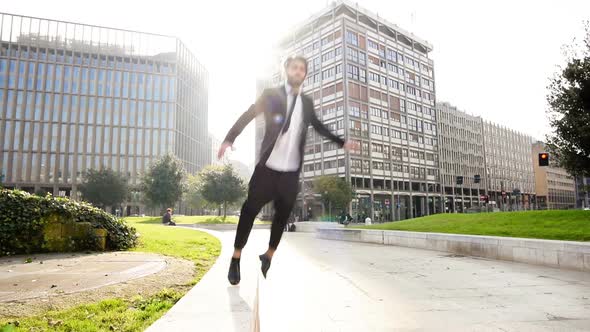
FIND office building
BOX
[0,12,209,213]
[436,102,486,212]
[483,121,536,210]
[532,141,576,209]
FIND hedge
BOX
[0,189,138,256]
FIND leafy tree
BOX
[79,168,129,209]
[313,176,354,217]
[140,155,185,212]
[198,165,246,219]
[546,21,590,177]
[184,173,216,214]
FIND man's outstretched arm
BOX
[309,105,358,151]
[218,90,268,159]
[309,108,344,147]
[309,106,345,146]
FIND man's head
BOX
[284,55,308,89]
[167,208,172,213]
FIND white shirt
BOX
[265,82,304,172]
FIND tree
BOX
[184,173,216,214]
[79,168,129,209]
[198,164,246,219]
[313,176,354,218]
[140,155,185,212]
[546,21,590,177]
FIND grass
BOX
[354,210,590,241]
[0,218,221,332]
[127,215,269,225]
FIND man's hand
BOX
[342,140,360,152]
[217,141,233,160]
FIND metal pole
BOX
[461,183,464,213]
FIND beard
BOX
[287,76,304,88]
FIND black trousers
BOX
[234,164,299,250]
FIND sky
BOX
[4,0,589,168]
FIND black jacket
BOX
[223,85,345,173]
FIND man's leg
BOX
[266,172,299,255]
[257,172,298,279]
[233,166,275,257]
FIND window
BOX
[349,102,360,117]
[386,49,397,62]
[369,72,380,82]
[322,104,336,116]
[322,67,335,80]
[368,39,379,50]
[347,47,359,63]
[346,31,359,46]
[322,50,334,62]
[371,125,382,135]
[372,143,383,153]
[389,78,399,89]
[347,64,359,80]
[370,107,381,117]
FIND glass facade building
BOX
[0,13,209,210]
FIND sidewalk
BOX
[0,252,166,302]
[147,227,590,332]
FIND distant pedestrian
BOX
[162,208,176,226]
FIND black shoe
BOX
[228,257,240,285]
[259,254,271,279]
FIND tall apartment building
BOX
[0,13,209,213]
[483,121,536,210]
[266,1,440,221]
[436,102,486,212]
[532,141,576,209]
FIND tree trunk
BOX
[218,206,221,216]
[223,202,227,220]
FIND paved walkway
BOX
[0,252,166,302]
[148,228,590,331]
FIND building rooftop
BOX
[0,12,177,58]
[278,0,433,54]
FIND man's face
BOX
[286,59,307,87]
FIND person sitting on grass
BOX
[162,208,176,226]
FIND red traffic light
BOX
[540,153,548,159]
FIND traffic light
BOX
[538,153,549,166]
[456,176,463,185]
[474,174,481,184]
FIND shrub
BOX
[0,189,138,256]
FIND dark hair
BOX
[284,55,308,76]
[167,208,172,212]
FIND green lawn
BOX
[355,210,590,241]
[0,218,221,332]
[127,215,269,225]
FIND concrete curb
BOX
[179,223,271,231]
[292,221,345,233]
[317,228,590,272]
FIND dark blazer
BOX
[223,85,345,173]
